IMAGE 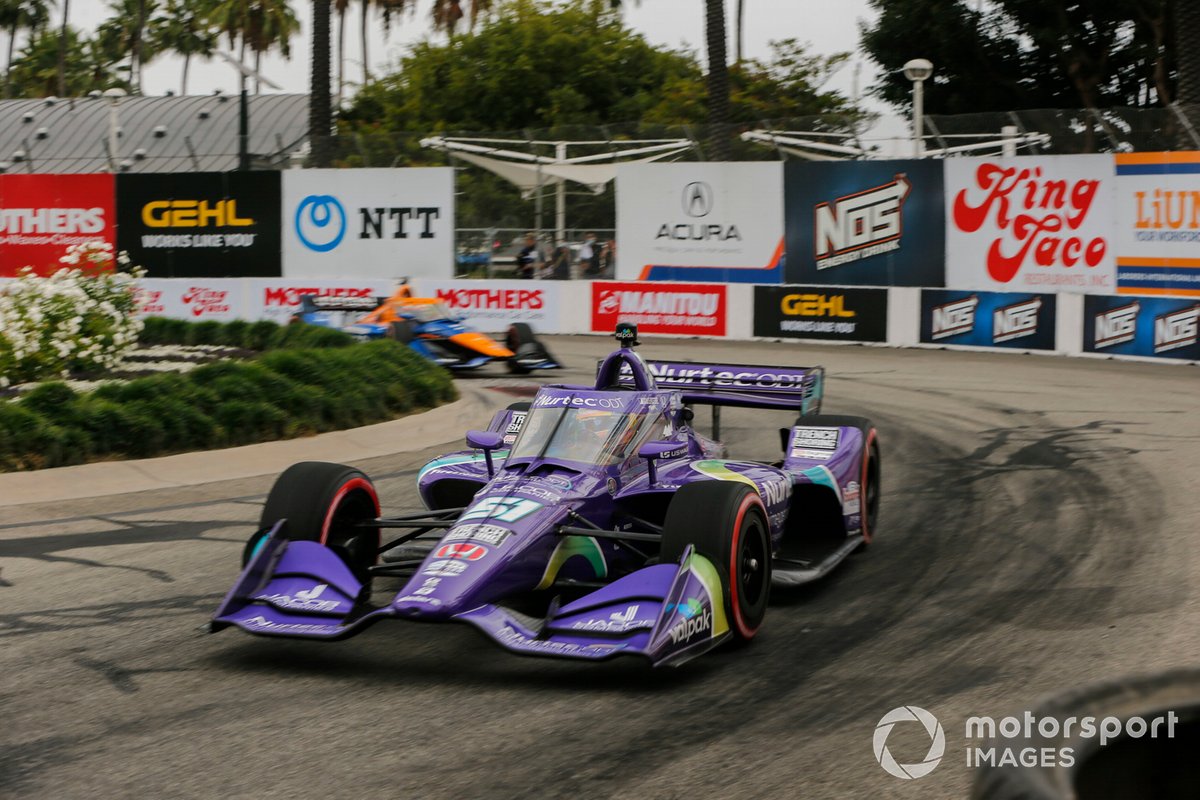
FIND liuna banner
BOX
[920,289,1057,351]
[1083,294,1200,360]
[1113,152,1200,297]
[752,285,888,342]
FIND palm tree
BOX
[153,0,216,94]
[54,0,65,94]
[333,0,348,103]
[99,0,161,93]
[430,0,490,35]
[611,0,732,159]
[311,0,332,165]
[0,0,53,98]
[244,0,297,92]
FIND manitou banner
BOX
[945,155,1115,292]
[591,281,727,336]
[0,173,115,276]
[615,162,784,283]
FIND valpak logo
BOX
[1154,304,1200,353]
[814,175,910,269]
[952,163,1107,284]
[294,193,440,252]
[1093,301,1139,349]
[592,283,726,336]
[992,297,1042,343]
[182,287,231,317]
[655,182,741,242]
[931,295,979,339]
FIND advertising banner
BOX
[1083,294,1200,360]
[0,173,115,276]
[418,279,560,332]
[591,281,727,336]
[784,159,945,286]
[945,155,1115,292]
[752,285,888,342]
[282,168,454,281]
[615,162,784,283]
[246,278,396,322]
[920,289,1057,350]
[1114,152,1200,297]
[117,172,281,278]
[135,279,247,321]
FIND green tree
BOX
[244,0,298,91]
[10,26,124,97]
[312,0,333,165]
[0,0,52,97]
[430,0,492,35]
[860,0,1177,113]
[98,0,161,93]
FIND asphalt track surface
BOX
[2,336,1197,799]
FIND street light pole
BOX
[102,87,127,172]
[902,58,934,157]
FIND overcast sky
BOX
[67,0,888,109]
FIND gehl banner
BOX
[117,172,282,278]
[753,285,888,342]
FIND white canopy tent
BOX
[419,135,693,242]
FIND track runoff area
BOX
[1,335,1197,799]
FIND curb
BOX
[0,385,498,508]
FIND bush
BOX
[0,337,457,471]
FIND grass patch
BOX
[0,318,457,471]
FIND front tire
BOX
[251,461,382,580]
[661,482,771,642]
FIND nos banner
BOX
[1083,294,1200,360]
[752,285,888,342]
[945,155,1115,292]
[591,281,727,336]
[920,289,1057,350]
[0,173,115,276]
[784,159,945,287]
[117,172,282,278]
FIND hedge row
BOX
[138,316,357,350]
[0,339,457,471]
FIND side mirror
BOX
[637,439,685,486]
[466,429,504,477]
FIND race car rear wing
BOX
[601,359,824,417]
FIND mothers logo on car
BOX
[433,542,489,561]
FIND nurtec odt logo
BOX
[873,706,946,780]
[295,194,346,252]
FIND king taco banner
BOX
[945,155,1115,293]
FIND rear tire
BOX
[661,482,771,642]
[252,462,382,580]
[792,414,880,547]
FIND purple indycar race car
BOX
[211,323,881,667]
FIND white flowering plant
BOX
[0,242,146,387]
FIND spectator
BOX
[599,238,616,278]
[578,231,601,277]
[546,244,571,280]
[515,233,540,279]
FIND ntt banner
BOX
[920,289,1057,350]
[0,173,115,276]
[752,285,888,342]
[117,172,282,278]
[945,155,1115,293]
[784,160,945,286]
[282,168,454,281]
[418,279,561,332]
[1083,294,1200,359]
[1113,152,1200,297]
[615,162,783,283]
[591,281,727,336]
